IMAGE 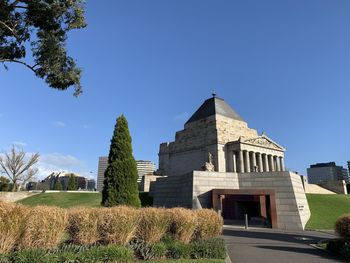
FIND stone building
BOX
[150,95,310,231]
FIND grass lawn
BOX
[18,192,102,208]
[306,194,350,230]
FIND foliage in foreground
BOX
[0,0,86,95]
[0,238,226,263]
[0,201,223,255]
[327,239,350,261]
[335,214,350,240]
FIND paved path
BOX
[223,227,345,263]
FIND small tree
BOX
[102,115,141,207]
[53,178,62,191]
[0,145,39,191]
[67,174,76,190]
[0,176,11,191]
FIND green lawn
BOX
[306,194,350,230]
[18,192,102,208]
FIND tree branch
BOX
[0,59,38,73]
[0,20,20,40]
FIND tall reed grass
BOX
[0,202,28,253]
[67,207,100,245]
[97,206,140,246]
[19,206,68,249]
[136,207,171,244]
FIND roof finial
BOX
[212,91,216,98]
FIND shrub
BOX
[19,206,68,250]
[67,208,100,245]
[139,192,153,207]
[98,206,139,246]
[0,202,28,253]
[77,245,134,263]
[11,249,55,263]
[165,240,192,259]
[335,214,350,239]
[0,253,10,263]
[136,207,171,244]
[327,239,350,260]
[170,208,197,244]
[194,209,223,240]
[191,238,226,259]
[129,239,167,260]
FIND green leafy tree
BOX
[102,115,141,207]
[53,178,62,190]
[67,174,76,190]
[0,0,86,96]
[0,176,11,191]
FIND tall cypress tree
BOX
[101,115,141,207]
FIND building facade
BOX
[307,162,349,184]
[150,95,310,231]
[97,157,156,192]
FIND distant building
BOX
[87,179,96,190]
[32,172,95,191]
[307,162,349,184]
[96,157,156,192]
[136,160,156,183]
[97,157,108,192]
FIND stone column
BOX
[251,152,257,172]
[227,150,233,172]
[238,150,244,173]
[268,155,275,172]
[232,152,237,172]
[275,156,281,171]
[257,152,263,172]
[263,154,269,172]
[244,150,250,173]
[280,157,285,171]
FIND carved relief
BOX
[243,136,284,151]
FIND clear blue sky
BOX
[1,0,350,179]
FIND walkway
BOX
[223,226,345,263]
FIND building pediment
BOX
[242,135,285,151]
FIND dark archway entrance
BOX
[212,189,277,228]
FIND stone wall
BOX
[158,115,259,176]
[151,170,310,230]
[318,180,348,194]
[0,192,38,202]
[150,174,193,208]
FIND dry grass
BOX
[0,201,28,253]
[136,207,171,244]
[98,206,140,246]
[19,206,68,249]
[335,214,350,239]
[170,208,197,244]
[67,207,100,245]
[194,209,223,240]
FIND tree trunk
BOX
[11,181,17,192]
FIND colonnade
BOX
[227,150,285,173]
